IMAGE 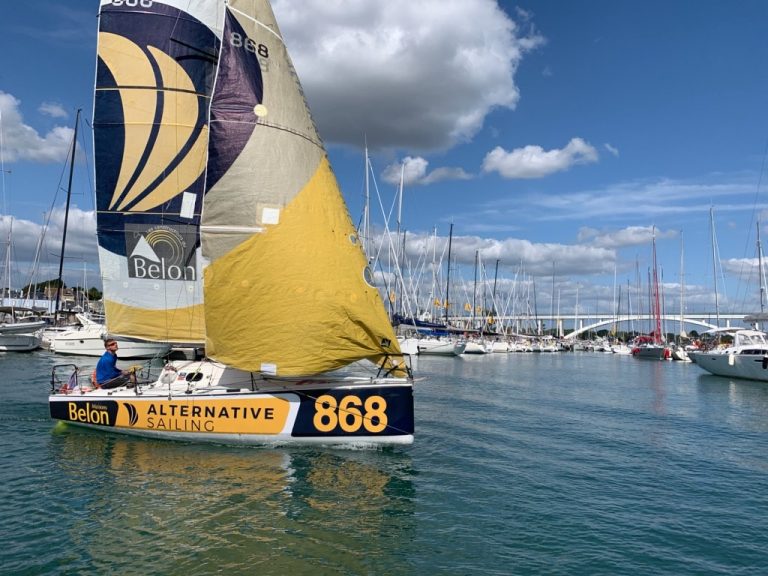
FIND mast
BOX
[54,108,81,324]
[431,226,438,320]
[612,263,617,336]
[3,220,11,308]
[0,111,9,307]
[574,284,579,336]
[472,250,479,331]
[443,223,453,326]
[492,258,500,332]
[532,277,539,335]
[550,262,555,336]
[679,231,685,340]
[758,221,765,316]
[710,207,721,326]
[362,143,371,262]
[395,164,405,316]
[651,229,662,343]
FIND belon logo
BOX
[123,403,139,427]
[126,224,197,281]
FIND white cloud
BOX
[381,156,471,186]
[577,226,678,249]
[482,137,599,179]
[604,143,619,157]
[721,257,760,280]
[422,167,472,185]
[274,0,544,150]
[0,91,73,164]
[38,102,68,119]
[376,229,616,279]
[0,206,98,288]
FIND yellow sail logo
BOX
[97,32,209,213]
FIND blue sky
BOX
[2,0,768,326]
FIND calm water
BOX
[1,350,767,575]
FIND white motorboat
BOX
[463,340,488,354]
[670,345,692,362]
[50,321,170,359]
[611,343,633,355]
[0,332,42,352]
[398,336,466,356]
[488,340,511,353]
[0,306,47,334]
[689,328,768,381]
[0,306,44,351]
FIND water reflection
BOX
[47,430,415,575]
[695,374,768,433]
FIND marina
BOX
[2,1,768,573]
[2,350,767,574]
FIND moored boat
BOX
[49,0,414,445]
[632,231,669,360]
[463,339,489,354]
[0,306,44,351]
[399,335,466,356]
[0,306,47,334]
[49,315,170,359]
[689,327,768,381]
[0,332,42,352]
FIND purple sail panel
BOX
[206,8,264,191]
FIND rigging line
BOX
[243,120,324,151]
[227,6,284,43]
[166,0,218,61]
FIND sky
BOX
[2,0,768,328]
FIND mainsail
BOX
[94,0,403,375]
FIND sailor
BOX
[96,339,136,389]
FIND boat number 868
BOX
[314,395,388,433]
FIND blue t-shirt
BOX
[96,351,122,383]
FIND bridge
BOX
[446,312,754,339]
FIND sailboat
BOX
[632,229,669,360]
[49,0,414,445]
[689,221,768,381]
[43,111,170,358]
[0,119,44,351]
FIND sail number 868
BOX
[314,394,388,433]
[229,32,269,58]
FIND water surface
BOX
[1,350,766,575]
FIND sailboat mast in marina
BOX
[632,228,668,359]
[49,0,415,445]
[53,109,80,325]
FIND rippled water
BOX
[1,350,767,575]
